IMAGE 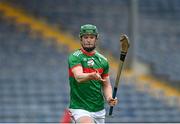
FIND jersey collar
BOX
[80,48,96,56]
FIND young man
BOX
[68,24,118,123]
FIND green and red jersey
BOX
[68,48,109,112]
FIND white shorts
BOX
[69,108,106,124]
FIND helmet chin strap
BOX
[83,46,96,52]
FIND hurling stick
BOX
[109,34,130,116]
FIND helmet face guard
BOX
[79,24,99,38]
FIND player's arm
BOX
[72,65,105,83]
[102,76,118,106]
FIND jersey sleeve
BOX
[68,54,81,69]
[102,61,109,78]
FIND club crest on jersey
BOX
[87,59,94,67]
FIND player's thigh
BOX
[77,116,94,123]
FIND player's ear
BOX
[80,36,83,41]
[95,36,99,43]
[80,38,83,46]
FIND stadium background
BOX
[0,0,180,122]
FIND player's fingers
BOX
[94,69,99,73]
[91,72,99,79]
[109,102,115,106]
[93,72,105,81]
[95,73,102,79]
[109,101,117,106]
[108,98,118,106]
[100,78,106,82]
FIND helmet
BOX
[79,24,99,38]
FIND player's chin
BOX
[84,45,94,48]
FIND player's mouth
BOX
[84,44,93,46]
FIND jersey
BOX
[68,48,109,112]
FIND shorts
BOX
[69,108,106,124]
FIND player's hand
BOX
[95,72,106,82]
[107,97,118,106]
[90,72,106,82]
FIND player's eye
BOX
[90,36,94,39]
[83,36,88,39]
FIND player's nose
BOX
[87,38,91,42]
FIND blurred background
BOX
[0,0,180,123]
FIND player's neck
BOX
[80,47,96,56]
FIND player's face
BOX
[81,34,97,52]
